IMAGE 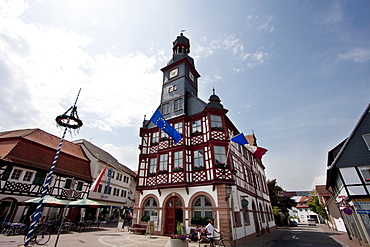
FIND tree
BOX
[267,179,296,226]
[307,196,328,220]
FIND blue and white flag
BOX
[150,109,182,143]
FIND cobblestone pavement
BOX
[0,223,365,247]
[0,224,202,247]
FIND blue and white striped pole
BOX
[24,127,68,246]
[24,89,81,246]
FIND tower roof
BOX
[173,32,190,49]
[167,33,194,66]
[206,88,226,110]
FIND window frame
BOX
[174,98,183,111]
[174,151,183,169]
[162,103,169,115]
[10,169,23,180]
[192,120,202,134]
[193,150,204,168]
[149,158,157,173]
[210,115,223,128]
[214,146,226,165]
[151,132,159,144]
[159,154,168,171]
[192,196,213,221]
[174,122,183,135]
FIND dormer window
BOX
[162,103,169,115]
[363,133,370,150]
[174,98,183,111]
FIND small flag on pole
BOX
[150,109,182,143]
[90,165,108,192]
[230,133,268,159]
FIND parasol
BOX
[20,195,68,207]
[69,199,108,208]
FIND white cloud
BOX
[256,15,275,33]
[197,35,270,72]
[245,15,276,33]
[311,175,326,189]
[0,0,164,133]
[338,48,370,63]
[102,143,139,171]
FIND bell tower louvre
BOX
[133,33,275,245]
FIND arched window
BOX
[141,197,158,222]
[192,196,213,223]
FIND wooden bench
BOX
[129,223,148,234]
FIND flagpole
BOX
[24,89,83,247]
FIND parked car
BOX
[307,219,316,226]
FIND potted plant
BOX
[168,222,188,247]
[140,215,150,222]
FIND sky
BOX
[1,0,369,192]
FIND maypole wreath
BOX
[55,109,83,129]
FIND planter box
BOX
[167,238,188,247]
[157,170,168,174]
[172,168,183,172]
[216,163,227,168]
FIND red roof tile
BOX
[0,128,91,181]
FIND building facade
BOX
[0,129,92,223]
[73,139,136,222]
[294,196,320,224]
[326,103,370,245]
[133,33,275,244]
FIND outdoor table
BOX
[1,222,26,235]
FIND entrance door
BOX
[164,196,183,234]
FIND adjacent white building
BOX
[73,139,136,222]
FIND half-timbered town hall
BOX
[133,33,275,244]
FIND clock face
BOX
[169,68,178,79]
[189,71,194,81]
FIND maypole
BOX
[24,89,83,246]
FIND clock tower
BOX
[159,33,200,119]
[135,33,274,244]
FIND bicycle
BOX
[215,232,232,247]
[24,223,51,245]
[198,232,232,247]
